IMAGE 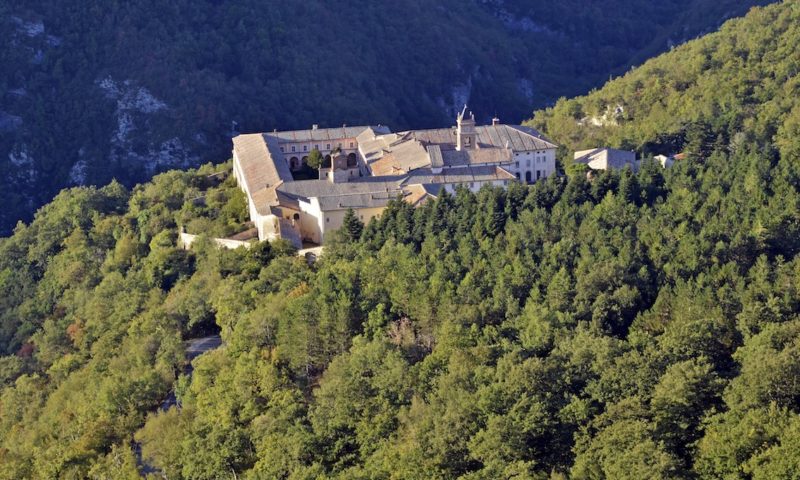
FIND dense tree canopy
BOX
[0,0,771,234]
[1,1,799,478]
[530,1,800,165]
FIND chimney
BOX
[312,124,319,130]
[492,116,500,126]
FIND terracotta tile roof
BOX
[402,184,437,207]
[369,140,430,175]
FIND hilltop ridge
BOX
[0,0,773,234]
[1,2,799,478]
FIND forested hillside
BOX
[0,0,772,235]
[2,1,800,479]
[530,0,799,162]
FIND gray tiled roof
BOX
[236,121,557,218]
[265,125,390,143]
[359,123,549,177]
[428,145,444,168]
[317,192,401,211]
[277,179,402,198]
[402,165,515,185]
[272,164,513,212]
[574,148,638,170]
[441,148,512,167]
[232,133,294,215]
[406,124,557,151]
[276,180,405,211]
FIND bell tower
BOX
[456,105,477,151]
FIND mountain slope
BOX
[1,2,800,478]
[0,0,773,234]
[529,0,800,161]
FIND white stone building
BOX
[573,147,639,171]
[233,107,559,245]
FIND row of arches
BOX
[287,153,358,171]
[515,171,544,183]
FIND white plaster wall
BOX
[510,148,556,183]
[180,232,252,250]
[288,198,324,244]
[319,206,386,243]
[233,149,269,239]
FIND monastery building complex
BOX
[232,107,558,246]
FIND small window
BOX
[326,144,330,150]
[280,146,285,152]
[303,145,308,152]
[350,142,354,148]
[314,144,319,150]
[291,146,296,152]
[515,161,519,167]
[338,143,342,148]
[326,217,329,223]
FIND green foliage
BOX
[531,2,800,165]
[2,3,800,477]
[306,148,324,171]
[341,208,364,242]
[0,0,770,235]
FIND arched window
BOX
[290,157,299,169]
[347,153,357,168]
[525,171,532,183]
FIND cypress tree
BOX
[341,208,364,241]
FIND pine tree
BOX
[341,208,364,241]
